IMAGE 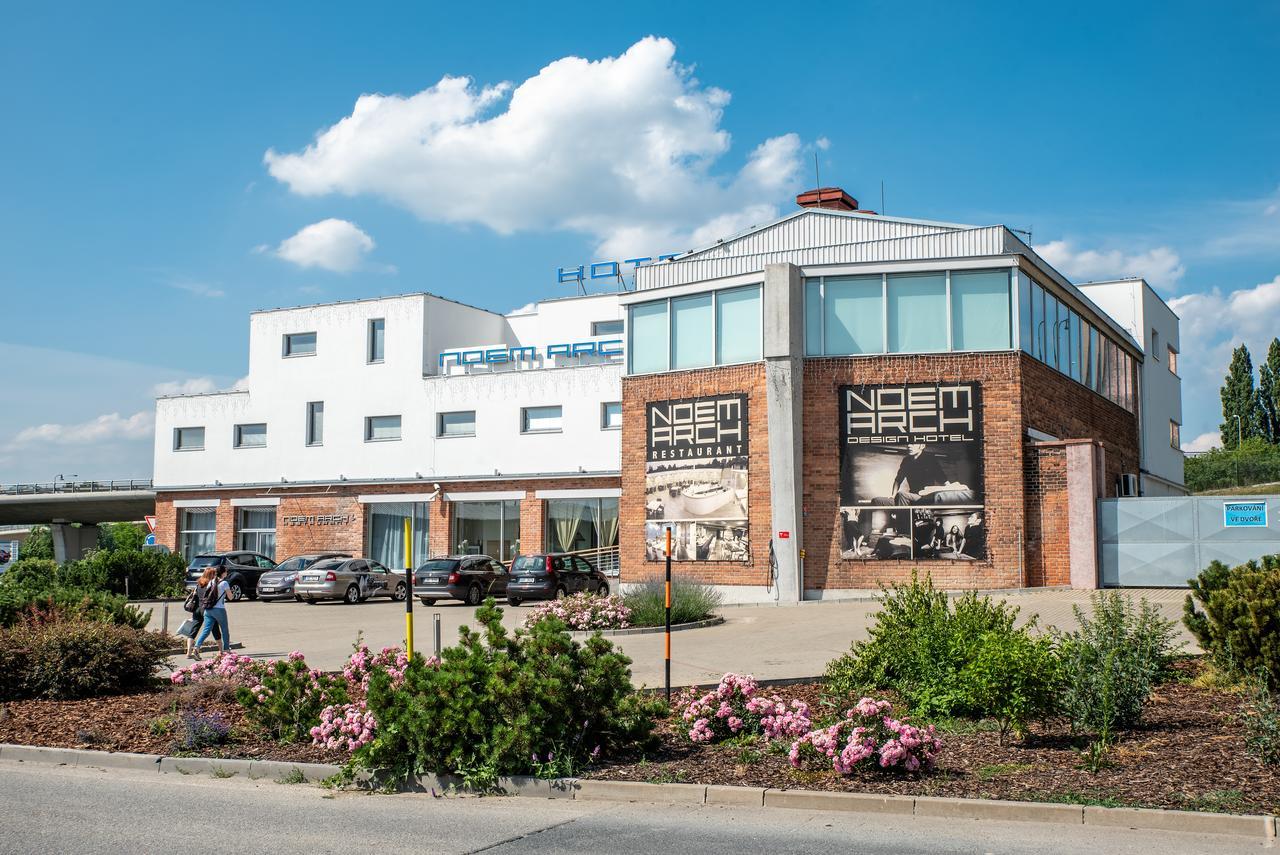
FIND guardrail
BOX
[0,479,154,496]
[567,544,620,577]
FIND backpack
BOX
[200,580,222,610]
[183,590,198,613]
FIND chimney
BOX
[796,187,860,212]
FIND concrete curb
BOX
[569,617,724,637]
[3,744,1275,840]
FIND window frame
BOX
[626,283,763,376]
[1170,420,1181,450]
[591,319,624,336]
[600,401,622,431]
[233,422,267,449]
[437,410,477,438]
[306,401,324,447]
[236,507,277,558]
[1167,346,1179,376]
[282,331,317,358]
[173,426,205,452]
[364,414,402,443]
[367,318,386,364]
[520,405,563,435]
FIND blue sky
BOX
[3,1,1278,482]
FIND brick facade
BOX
[1023,444,1069,586]
[156,476,617,564]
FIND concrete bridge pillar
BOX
[50,522,100,563]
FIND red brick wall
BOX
[155,475,617,564]
[620,364,772,585]
[802,353,1025,591]
[1023,444,1069,586]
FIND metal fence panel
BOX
[1098,495,1280,587]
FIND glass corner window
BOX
[283,331,317,357]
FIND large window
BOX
[453,501,520,561]
[437,410,476,438]
[283,332,316,357]
[367,502,429,570]
[367,318,385,363]
[546,497,619,552]
[365,415,401,442]
[521,406,562,433]
[306,401,324,446]
[887,273,948,353]
[818,275,883,355]
[180,508,216,561]
[174,426,205,451]
[627,285,761,374]
[950,270,1011,351]
[237,508,276,558]
[233,423,267,449]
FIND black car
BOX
[413,555,508,606]
[256,552,352,601]
[505,553,609,605]
[184,551,277,601]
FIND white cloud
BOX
[9,411,154,447]
[1038,240,1186,290]
[1200,184,1280,257]
[151,377,219,397]
[168,279,226,299]
[264,36,804,258]
[1182,431,1221,453]
[273,219,381,273]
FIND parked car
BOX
[504,553,609,605]
[184,551,277,601]
[413,555,508,606]
[294,557,406,604]
[256,552,352,601]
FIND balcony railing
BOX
[568,544,620,578]
[0,479,154,496]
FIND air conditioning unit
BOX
[1119,473,1139,497]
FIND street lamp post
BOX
[1233,414,1243,486]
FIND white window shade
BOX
[671,293,713,369]
[950,270,1010,351]
[887,273,947,353]
[715,285,761,364]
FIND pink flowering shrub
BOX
[236,652,350,744]
[170,651,264,687]
[682,673,763,743]
[311,641,440,753]
[311,700,377,751]
[522,594,632,632]
[343,643,412,693]
[789,697,941,775]
[746,695,813,740]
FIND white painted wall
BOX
[1079,279,1185,494]
[154,292,624,489]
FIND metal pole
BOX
[433,613,442,658]
[161,602,169,635]
[404,517,414,657]
[664,525,672,703]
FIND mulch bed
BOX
[587,661,1280,815]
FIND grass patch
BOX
[1023,790,1129,809]
[645,768,691,785]
[975,763,1032,781]
[927,716,1001,735]
[276,768,308,785]
[209,766,236,779]
[1178,790,1247,813]
[623,576,722,626]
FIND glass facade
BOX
[180,509,216,561]
[627,285,761,374]
[236,508,277,558]
[887,273,948,353]
[950,270,1011,351]
[367,502,430,570]
[453,501,520,561]
[545,497,619,552]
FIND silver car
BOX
[294,558,407,604]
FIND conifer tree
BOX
[1219,344,1263,449]
[1258,337,1280,445]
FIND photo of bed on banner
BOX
[645,394,749,562]
[838,382,986,561]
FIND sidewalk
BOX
[145,588,1197,687]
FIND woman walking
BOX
[183,578,221,658]
[191,567,231,660]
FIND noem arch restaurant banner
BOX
[644,394,749,562]
[838,382,987,562]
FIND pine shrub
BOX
[1184,554,1280,689]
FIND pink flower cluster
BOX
[170,652,263,686]
[788,697,940,776]
[522,594,632,631]
[343,643,411,693]
[311,701,376,751]
[681,673,763,743]
[745,695,813,740]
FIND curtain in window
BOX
[549,499,586,552]
[887,273,947,352]
[595,498,619,548]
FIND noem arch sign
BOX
[439,339,623,368]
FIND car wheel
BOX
[344,585,360,605]
[228,582,244,602]
[392,583,407,602]
[294,595,302,602]
[305,598,316,605]
[420,598,436,606]
[596,582,609,597]
[555,585,567,599]
[507,597,522,606]
[466,584,483,606]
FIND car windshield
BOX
[275,557,309,573]
[417,559,459,572]
[189,555,221,568]
[511,556,545,572]
[309,559,345,572]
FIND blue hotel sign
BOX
[439,339,623,368]
[557,255,679,284]
[1223,501,1269,528]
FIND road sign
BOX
[1224,501,1268,528]
[144,515,157,533]
[144,534,157,547]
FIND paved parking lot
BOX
[145,588,1196,687]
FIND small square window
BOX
[174,426,205,451]
[437,411,476,437]
[367,318,385,363]
[592,319,624,336]
[283,332,317,357]
[234,423,267,448]
[521,405,562,434]
[365,415,402,442]
[601,402,622,430]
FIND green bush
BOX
[622,575,723,626]
[0,614,171,700]
[355,599,659,787]
[1184,438,1280,493]
[0,558,59,588]
[0,560,149,629]
[1057,592,1177,737]
[97,522,147,553]
[236,656,350,743]
[19,526,54,560]
[824,572,1030,719]
[1184,554,1280,689]
[72,549,186,599]
[1242,677,1280,766]
[963,630,1061,743]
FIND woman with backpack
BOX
[182,574,221,658]
[191,566,231,660]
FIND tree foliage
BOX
[1184,553,1280,690]
[1259,337,1280,446]
[1220,344,1265,449]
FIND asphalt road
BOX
[144,587,1195,685]
[0,761,1262,855]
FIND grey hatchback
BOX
[505,553,609,606]
[256,552,352,601]
[413,555,508,606]
[295,558,407,604]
